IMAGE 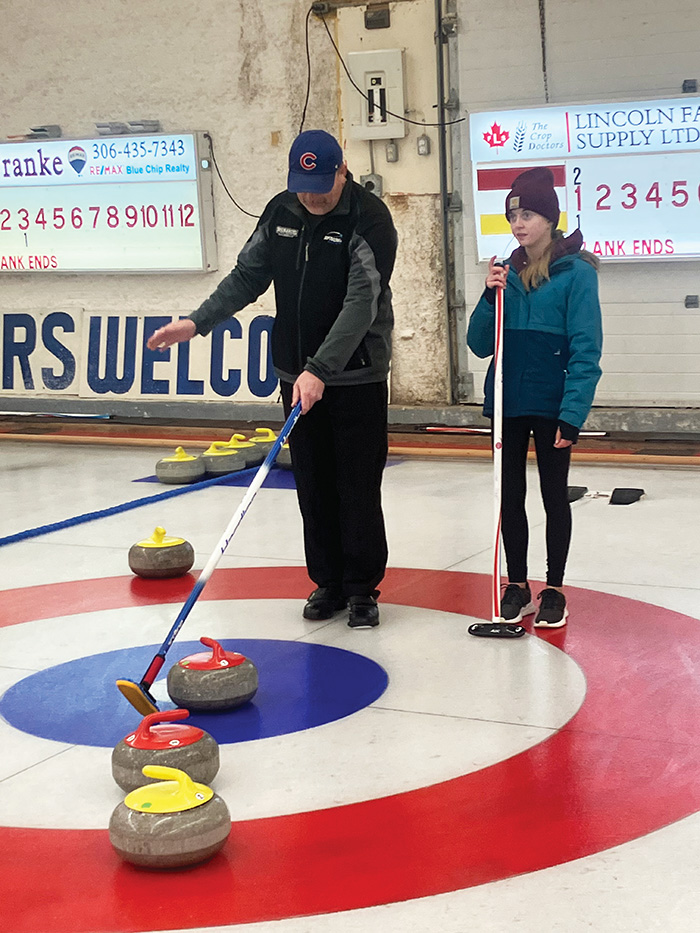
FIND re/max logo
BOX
[1,148,64,179]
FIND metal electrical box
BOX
[345,49,407,140]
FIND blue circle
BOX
[0,639,388,748]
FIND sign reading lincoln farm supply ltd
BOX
[0,132,217,273]
[470,96,700,261]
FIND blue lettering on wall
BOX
[210,320,242,397]
[2,313,36,390]
[86,316,137,394]
[41,312,76,390]
[141,316,171,395]
[247,315,277,398]
[176,318,204,395]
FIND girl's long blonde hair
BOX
[519,228,599,291]
[519,228,562,291]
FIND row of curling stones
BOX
[128,526,195,578]
[156,427,291,485]
[109,636,258,869]
[109,765,230,868]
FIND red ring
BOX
[3,566,700,931]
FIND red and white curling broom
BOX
[469,262,525,638]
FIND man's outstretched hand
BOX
[147,319,197,351]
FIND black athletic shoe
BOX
[303,587,346,621]
[347,593,380,628]
[534,588,569,628]
[500,583,536,623]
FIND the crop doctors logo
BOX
[483,120,531,153]
[299,151,317,170]
[68,146,87,174]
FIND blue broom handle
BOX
[157,401,302,655]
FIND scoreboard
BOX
[469,96,700,261]
[0,132,217,273]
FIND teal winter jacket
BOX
[467,241,603,432]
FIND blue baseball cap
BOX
[287,130,343,194]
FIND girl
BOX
[467,166,603,627]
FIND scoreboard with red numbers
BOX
[0,132,217,273]
[469,96,700,261]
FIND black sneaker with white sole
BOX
[500,583,536,623]
[533,588,569,628]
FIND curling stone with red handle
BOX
[167,637,258,711]
[128,527,195,578]
[111,708,220,792]
[109,765,231,869]
[155,447,206,485]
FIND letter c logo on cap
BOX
[300,152,317,171]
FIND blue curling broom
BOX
[117,402,302,715]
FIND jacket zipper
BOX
[296,232,310,372]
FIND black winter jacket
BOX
[189,173,397,386]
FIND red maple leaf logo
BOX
[483,122,510,148]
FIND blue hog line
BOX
[0,469,257,549]
[2,312,277,397]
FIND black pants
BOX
[281,380,389,597]
[500,416,572,588]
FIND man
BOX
[148,129,397,628]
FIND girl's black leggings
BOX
[500,416,572,588]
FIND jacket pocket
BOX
[521,333,568,410]
[343,338,371,371]
[522,366,565,409]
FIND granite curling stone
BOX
[201,441,246,476]
[225,433,263,467]
[246,427,277,459]
[109,765,231,869]
[167,636,258,711]
[111,708,220,792]
[128,527,195,579]
[155,447,206,485]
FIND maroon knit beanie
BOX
[505,167,560,227]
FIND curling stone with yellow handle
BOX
[128,527,195,579]
[201,441,246,476]
[111,708,220,792]
[167,636,258,711]
[155,446,206,485]
[225,433,263,467]
[109,765,231,868]
[246,427,278,458]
